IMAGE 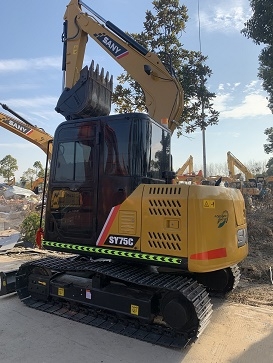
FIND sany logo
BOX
[94,32,129,59]
[4,119,32,135]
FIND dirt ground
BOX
[226,199,273,307]
[0,193,38,231]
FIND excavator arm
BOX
[56,0,184,133]
[176,155,193,175]
[0,107,53,159]
[227,151,254,181]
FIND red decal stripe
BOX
[96,205,121,246]
[117,51,129,59]
[190,248,227,260]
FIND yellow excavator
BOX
[0,104,52,193]
[23,177,45,194]
[176,156,194,175]
[175,156,204,184]
[0,1,248,349]
[227,151,260,197]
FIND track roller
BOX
[160,291,198,334]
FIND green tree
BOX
[20,176,27,187]
[21,167,36,187]
[242,2,273,173]
[263,127,273,154]
[242,1,273,112]
[112,0,219,136]
[0,154,18,183]
[20,212,42,247]
[33,161,45,178]
[264,127,273,175]
[266,157,273,176]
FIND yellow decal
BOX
[58,287,65,296]
[3,281,6,287]
[203,200,215,208]
[73,45,78,54]
[131,304,139,315]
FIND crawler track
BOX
[16,256,213,349]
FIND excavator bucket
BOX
[55,60,113,120]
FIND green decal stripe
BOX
[43,241,182,265]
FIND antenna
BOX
[197,0,207,178]
[197,0,202,53]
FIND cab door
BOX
[45,122,100,246]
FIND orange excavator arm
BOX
[0,104,53,159]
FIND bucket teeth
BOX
[89,60,113,92]
[56,59,113,119]
[99,64,103,79]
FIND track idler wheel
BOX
[160,291,198,334]
[194,265,240,294]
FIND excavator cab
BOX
[44,113,172,246]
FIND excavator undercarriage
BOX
[11,253,242,348]
[16,256,214,349]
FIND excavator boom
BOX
[227,151,254,180]
[0,108,53,159]
[56,0,184,132]
[176,155,194,175]
[227,151,261,197]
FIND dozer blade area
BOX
[55,60,113,120]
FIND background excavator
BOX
[0,103,53,159]
[177,155,194,175]
[0,103,52,193]
[1,0,248,349]
[175,156,204,184]
[227,151,261,197]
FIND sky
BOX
[0,0,272,182]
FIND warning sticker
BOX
[203,200,215,208]
[131,304,139,315]
[86,289,92,300]
[58,287,65,296]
